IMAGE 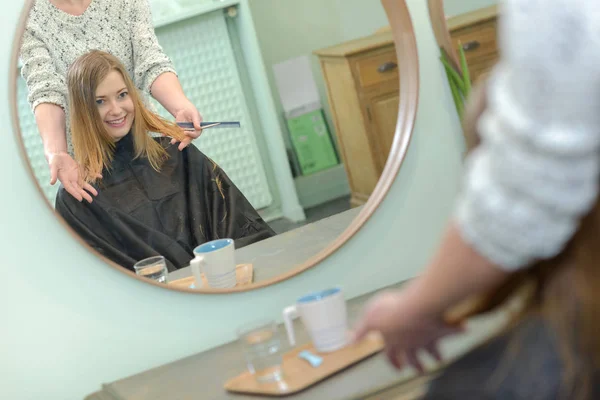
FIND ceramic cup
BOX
[282,287,348,353]
[191,238,237,289]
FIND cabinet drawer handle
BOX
[377,61,397,73]
[462,40,480,51]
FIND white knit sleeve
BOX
[129,0,176,93]
[19,27,67,112]
[455,0,600,270]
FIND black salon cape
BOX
[55,133,275,272]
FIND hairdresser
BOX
[20,0,202,203]
[353,0,600,373]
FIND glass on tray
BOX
[236,319,284,383]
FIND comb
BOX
[177,121,241,130]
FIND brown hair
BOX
[451,81,600,398]
[66,50,187,183]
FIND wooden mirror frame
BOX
[427,0,462,72]
[9,0,419,294]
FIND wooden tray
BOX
[168,263,253,289]
[224,332,384,396]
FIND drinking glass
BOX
[133,256,168,284]
[236,320,283,383]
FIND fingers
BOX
[405,349,425,374]
[406,343,445,375]
[193,112,203,131]
[64,182,83,202]
[385,346,403,370]
[351,291,397,344]
[439,322,466,339]
[178,137,192,151]
[170,137,194,147]
[74,179,95,203]
[80,188,94,204]
[66,181,94,203]
[184,129,202,139]
[424,342,443,363]
[83,182,99,197]
[64,179,98,203]
[385,342,442,373]
[351,315,371,344]
[50,164,58,185]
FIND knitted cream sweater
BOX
[455,0,600,270]
[20,0,175,150]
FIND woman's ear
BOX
[462,80,488,154]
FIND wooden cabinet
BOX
[447,5,499,84]
[315,32,399,207]
[368,92,400,170]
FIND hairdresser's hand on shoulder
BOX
[47,152,98,203]
[352,288,464,374]
[173,102,203,151]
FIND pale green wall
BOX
[247,0,346,151]
[334,0,390,40]
[248,0,392,153]
[2,1,465,399]
[444,0,497,17]
[247,0,391,204]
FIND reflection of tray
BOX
[224,332,384,396]
[168,263,253,289]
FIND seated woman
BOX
[55,50,275,272]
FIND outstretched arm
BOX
[129,0,203,149]
[21,27,97,202]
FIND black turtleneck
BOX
[55,133,275,272]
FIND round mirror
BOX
[428,0,499,85]
[12,0,418,293]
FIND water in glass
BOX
[238,321,283,383]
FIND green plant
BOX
[439,42,471,120]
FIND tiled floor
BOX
[268,195,351,234]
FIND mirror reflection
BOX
[17,0,397,290]
[443,0,497,18]
[442,0,499,85]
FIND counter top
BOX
[86,282,508,399]
[168,206,363,286]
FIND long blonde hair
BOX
[67,50,187,183]
[449,81,600,398]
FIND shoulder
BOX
[88,0,133,18]
[122,0,151,14]
[486,0,600,134]
[501,0,600,66]
[29,0,46,15]
[25,0,47,29]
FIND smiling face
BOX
[95,70,135,142]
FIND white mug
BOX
[191,238,237,289]
[282,287,348,353]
